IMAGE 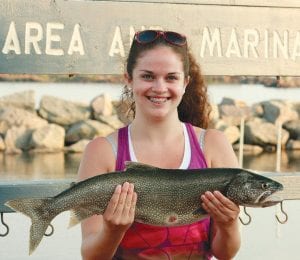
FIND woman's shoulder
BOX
[203,128,239,168]
[86,131,118,154]
[191,126,226,148]
[77,131,118,181]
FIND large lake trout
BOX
[5,162,283,254]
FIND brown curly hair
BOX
[120,32,211,128]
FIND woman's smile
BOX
[147,96,170,104]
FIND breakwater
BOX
[0,88,299,156]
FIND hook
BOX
[0,212,9,237]
[239,206,252,225]
[44,224,54,237]
[276,201,288,224]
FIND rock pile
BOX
[0,91,122,154]
[0,90,299,155]
[214,98,300,154]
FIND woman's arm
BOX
[202,129,241,260]
[77,136,137,260]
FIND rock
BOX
[257,100,298,124]
[209,104,219,126]
[220,97,248,107]
[91,93,114,118]
[30,124,65,152]
[244,118,289,147]
[66,120,114,144]
[38,95,91,126]
[223,126,240,144]
[65,139,90,153]
[0,135,6,151]
[215,120,240,144]
[97,115,124,129]
[4,126,33,154]
[232,144,264,155]
[283,120,300,140]
[0,108,48,135]
[218,104,252,126]
[286,140,300,150]
[0,90,35,112]
[292,102,300,117]
[251,103,264,117]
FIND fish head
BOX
[225,170,283,208]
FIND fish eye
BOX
[262,183,270,189]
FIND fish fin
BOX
[192,207,207,218]
[125,161,160,171]
[69,208,95,228]
[5,198,54,255]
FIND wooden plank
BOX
[109,0,300,8]
[260,172,300,201]
[0,180,72,213]
[1,1,300,75]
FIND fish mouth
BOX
[258,191,283,207]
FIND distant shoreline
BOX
[1,74,300,88]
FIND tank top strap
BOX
[185,123,208,169]
[116,126,131,171]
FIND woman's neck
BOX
[130,115,183,143]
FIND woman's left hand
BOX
[201,191,240,225]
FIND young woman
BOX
[78,30,241,259]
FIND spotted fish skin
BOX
[5,162,283,254]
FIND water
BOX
[0,150,299,181]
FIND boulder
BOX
[223,126,240,144]
[38,95,91,126]
[232,144,264,155]
[245,118,289,147]
[292,102,300,117]
[220,97,248,107]
[208,104,219,127]
[97,115,124,129]
[251,103,264,117]
[4,126,33,154]
[0,108,48,135]
[30,124,65,152]
[65,139,90,153]
[91,93,114,118]
[218,104,252,126]
[286,140,300,150]
[283,120,300,140]
[257,100,298,124]
[215,120,240,144]
[0,135,6,151]
[0,90,35,112]
[66,120,114,144]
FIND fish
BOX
[5,162,283,254]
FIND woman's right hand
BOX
[102,182,137,234]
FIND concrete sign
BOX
[1,0,300,75]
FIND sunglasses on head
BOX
[134,30,187,46]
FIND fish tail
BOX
[5,198,54,255]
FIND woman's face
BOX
[126,46,188,121]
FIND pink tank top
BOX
[113,123,212,259]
